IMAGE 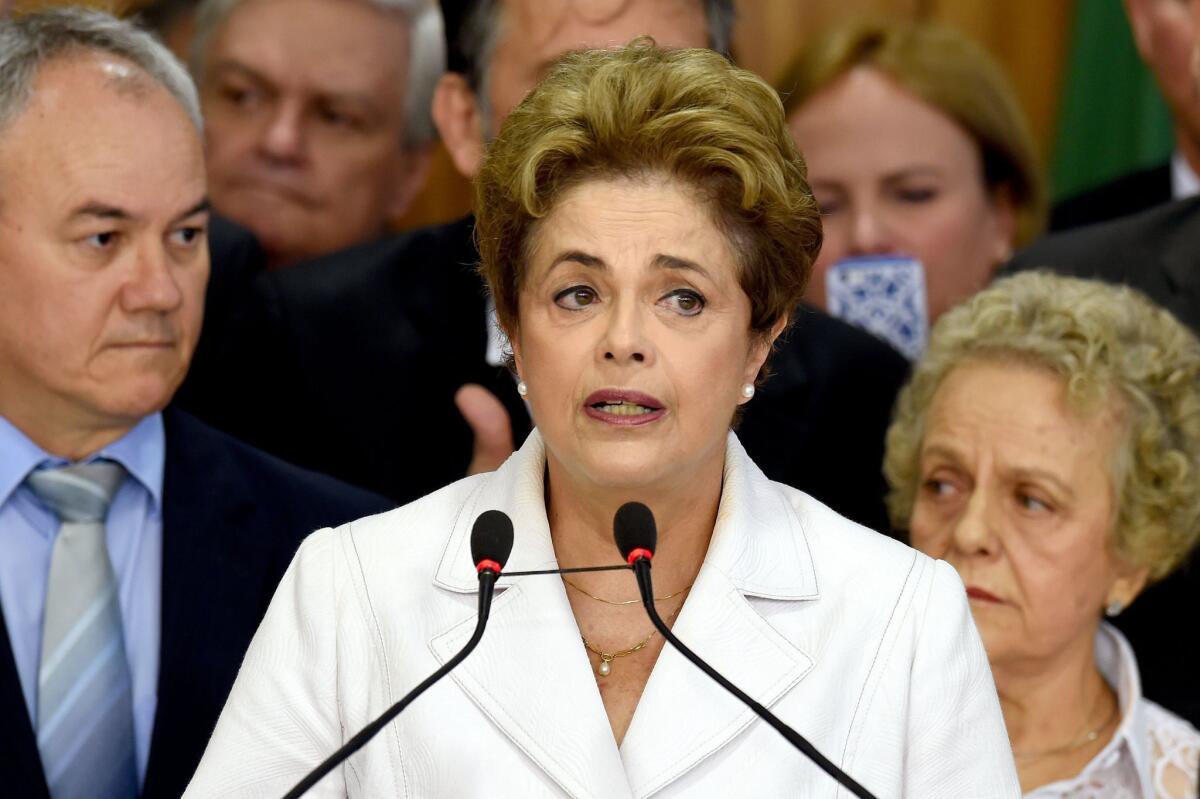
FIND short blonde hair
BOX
[777,19,1045,245]
[475,40,822,363]
[884,272,1200,581]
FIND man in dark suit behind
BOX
[1008,197,1200,331]
[180,214,516,502]
[0,11,389,798]
[1050,0,1200,231]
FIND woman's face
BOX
[908,360,1147,673]
[510,176,775,495]
[788,66,1016,323]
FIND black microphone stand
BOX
[281,569,499,799]
[630,557,879,799]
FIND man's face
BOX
[0,52,208,452]
[436,0,709,179]
[486,0,709,134]
[1192,0,1200,89]
[200,0,424,266]
[1126,0,1200,149]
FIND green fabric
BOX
[1052,0,1175,200]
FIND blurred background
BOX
[16,0,1168,235]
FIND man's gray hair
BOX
[0,7,202,133]
[191,0,445,149]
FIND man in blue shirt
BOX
[0,10,390,798]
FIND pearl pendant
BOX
[598,658,612,677]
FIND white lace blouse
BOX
[1026,624,1199,799]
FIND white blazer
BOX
[186,431,1019,798]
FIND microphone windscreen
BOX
[471,510,514,569]
[613,502,657,560]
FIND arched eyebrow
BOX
[652,253,712,280]
[548,250,605,271]
[546,250,713,280]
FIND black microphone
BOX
[614,502,879,799]
[282,510,514,799]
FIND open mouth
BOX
[591,400,660,416]
[584,391,666,425]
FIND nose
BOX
[845,201,896,257]
[121,242,184,315]
[949,487,999,559]
[598,296,654,367]
[257,101,306,164]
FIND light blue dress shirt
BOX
[0,413,164,786]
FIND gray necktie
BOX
[25,461,138,799]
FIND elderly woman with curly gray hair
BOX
[885,271,1200,797]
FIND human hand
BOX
[455,383,515,475]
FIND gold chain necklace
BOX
[1012,700,1119,760]
[580,600,685,678]
[563,576,692,606]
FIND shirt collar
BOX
[0,414,52,509]
[0,413,166,511]
[1093,622,1153,799]
[1026,623,1152,798]
[1171,150,1200,201]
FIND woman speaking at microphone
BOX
[187,41,1018,797]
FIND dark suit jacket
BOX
[179,216,526,504]
[1007,195,1200,332]
[183,216,909,533]
[1006,199,1200,726]
[1049,162,1172,232]
[0,408,392,799]
[739,305,910,534]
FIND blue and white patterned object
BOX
[825,255,928,360]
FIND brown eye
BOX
[554,285,597,310]
[663,289,705,317]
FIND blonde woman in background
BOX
[778,20,1044,337]
[885,272,1200,797]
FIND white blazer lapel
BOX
[619,435,819,797]
[430,433,634,799]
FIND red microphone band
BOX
[625,548,654,566]
[475,559,503,575]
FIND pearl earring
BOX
[517,380,528,397]
[1105,600,1124,618]
[741,383,755,400]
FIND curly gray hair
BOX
[885,271,1200,581]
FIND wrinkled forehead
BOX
[209,0,411,99]
[0,48,161,134]
[0,51,204,215]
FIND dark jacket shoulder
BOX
[1005,196,1200,332]
[162,407,393,527]
[178,215,517,504]
[738,306,910,535]
[74,408,393,799]
[1049,162,1171,232]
